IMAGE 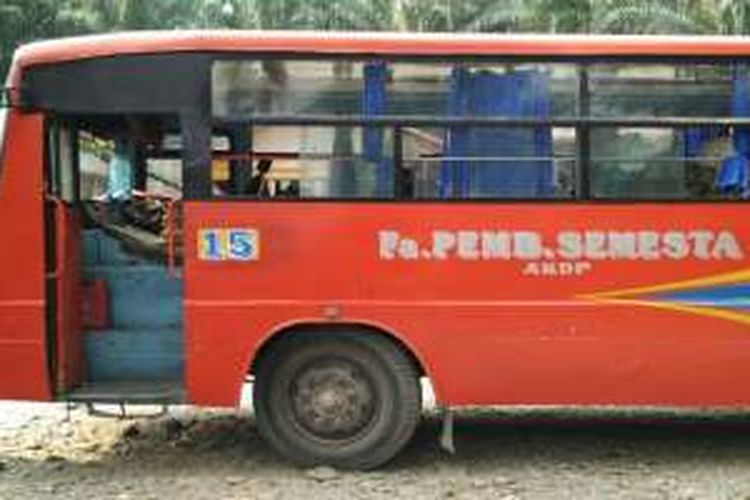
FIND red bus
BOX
[3,31,750,469]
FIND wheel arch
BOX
[250,320,431,386]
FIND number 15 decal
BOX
[199,228,259,261]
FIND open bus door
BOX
[45,120,85,394]
[40,115,187,403]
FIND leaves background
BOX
[2,0,749,78]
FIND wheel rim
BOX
[290,357,378,441]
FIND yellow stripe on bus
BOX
[583,268,750,300]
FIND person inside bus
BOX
[246,158,273,197]
[95,133,135,226]
[104,137,134,202]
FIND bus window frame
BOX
[208,55,750,204]
[20,52,750,202]
[210,114,750,203]
[45,118,80,203]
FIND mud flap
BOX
[440,406,455,454]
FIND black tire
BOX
[253,330,421,470]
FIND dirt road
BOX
[2,399,750,499]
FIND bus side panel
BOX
[184,202,750,408]
[0,112,50,400]
[184,303,750,407]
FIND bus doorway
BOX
[45,115,185,402]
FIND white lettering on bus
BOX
[607,232,638,259]
[378,229,745,269]
[713,231,744,260]
[513,231,543,260]
[663,231,689,260]
[690,231,714,260]
[480,231,512,260]
[584,231,607,260]
[523,261,593,277]
[457,231,480,260]
[557,232,582,259]
[432,231,456,260]
[378,230,399,260]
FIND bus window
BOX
[213,58,578,200]
[588,63,748,200]
[589,63,735,118]
[212,57,748,201]
[387,61,578,118]
[403,126,575,199]
[78,130,115,201]
[591,127,690,199]
[213,60,366,118]
[590,126,734,200]
[218,125,394,199]
[213,59,579,120]
[396,65,574,199]
[77,118,186,202]
[146,158,182,199]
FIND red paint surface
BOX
[0,112,50,400]
[184,202,750,407]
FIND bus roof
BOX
[14,30,750,66]
[9,30,750,88]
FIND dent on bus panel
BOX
[211,59,750,200]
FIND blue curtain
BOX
[441,67,472,197]
[717,66,750,195]
[684,126,721,158]
[441,68,555,198]
[362,61,392,197]
[732,66,750,155]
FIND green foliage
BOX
[2,0,750,81]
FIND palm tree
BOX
[0,0,101,77]
[398,0,545,32]
[704,0,750,34]
[589,0,711,34]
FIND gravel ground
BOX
[2,388,750,499]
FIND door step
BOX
[84,327,183,381]
[64,380,185,404]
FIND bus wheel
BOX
[253,331,421,470]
